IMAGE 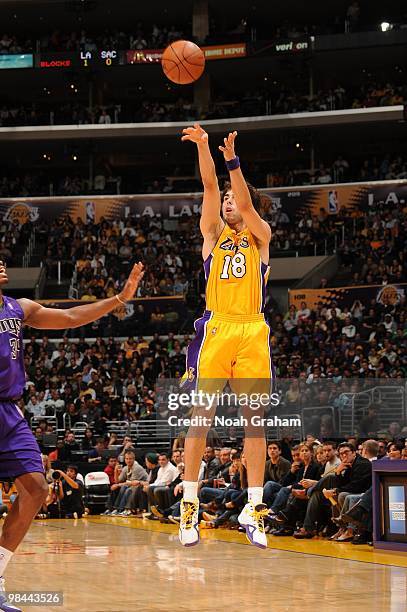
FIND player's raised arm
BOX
[219,131,271,246]
[182,123,223,242]
[18,262,144,329]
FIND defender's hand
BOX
[118,262,144,303]
[181,123,208,145]
[219,131,237,161]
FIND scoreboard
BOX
[80,50,121,67]
[1,44,246,71]
[34,50,122,69]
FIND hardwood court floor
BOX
[6,516,407,612]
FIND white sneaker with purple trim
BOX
[179,498,200,547]
[238,502,268,549]
[0,577,22,612]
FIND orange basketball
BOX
[161,40,205,85]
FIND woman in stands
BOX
[272,444,323,536]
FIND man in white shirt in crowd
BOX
[44,389,65,414]
[26,395,46,419]
[148,452,178,511]
[342,316,356,339]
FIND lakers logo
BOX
[187,367,195,381]
[377,284,403,306]
[220,236,249,251]
[4,202,39,224]
[113,302,134,320]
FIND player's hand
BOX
[181,123,208,145]
[0,260,8,286]
[118,262,144,303]
[219,131,237,162]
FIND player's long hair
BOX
[221,181,271,216]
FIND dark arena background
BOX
[0,1,406,611]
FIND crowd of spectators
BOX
[0,82,405,129]
[0,208,35,266]
[41,213,197,300]
[0,24,191,55]
[0,151,406,202]
[31,419,407,545]
[336,197,406,287]
[19,273,406,441]
[2,3,407,56]
[266,153,407,189]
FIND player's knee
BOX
[18,474,48,504]
[39,479,49,502]
[31,479,48,505]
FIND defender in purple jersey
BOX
[0,259,144,612]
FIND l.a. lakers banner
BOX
[289,283,407,311]
[0,194,202,224]
[0,180,406,224]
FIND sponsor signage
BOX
[0,54,33,69]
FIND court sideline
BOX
[5,517,407,612]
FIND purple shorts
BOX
[0,401,44,479]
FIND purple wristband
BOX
[225,156,240,171]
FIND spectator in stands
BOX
[104,456,119,486]
[117,435,135,463]
[199,446,221,482]
[88,437,107,463]
[48,439,74,462]
[81,428,96,451]
[147,452,178,513]
[293,442,372,538]
[109,450,148,516]
[386,441,404,460]
[0,481,18,516]
[341,486,373,544]
[263,441,291,506]
[126,452,160,517]
[171,450,182,466]
[271,444,323,536]
[64,431,80,454]
[150,461,185,520]
[331,439,379,541]
[41,454,54,484]
[47,466,84,518]
[200,452,249,528]
[358,405,381,437]
[199,448,232,504]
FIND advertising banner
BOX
[0,180,405,224]
[126,43,246,65]
[0,54,33,69]
[34,297,188,337]
[263,181,407,218]
[0,195,202,224]
[289,283,407,311]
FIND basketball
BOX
[161,40,205,85]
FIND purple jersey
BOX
[0,295,25,398]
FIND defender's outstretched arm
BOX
[18,262,144,329]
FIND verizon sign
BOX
[275,39,309,53]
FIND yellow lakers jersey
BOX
[204,224,270,315]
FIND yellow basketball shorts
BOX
[181,310,274,394]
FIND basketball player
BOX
[179,125,273,548]
[0,260,143,612]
